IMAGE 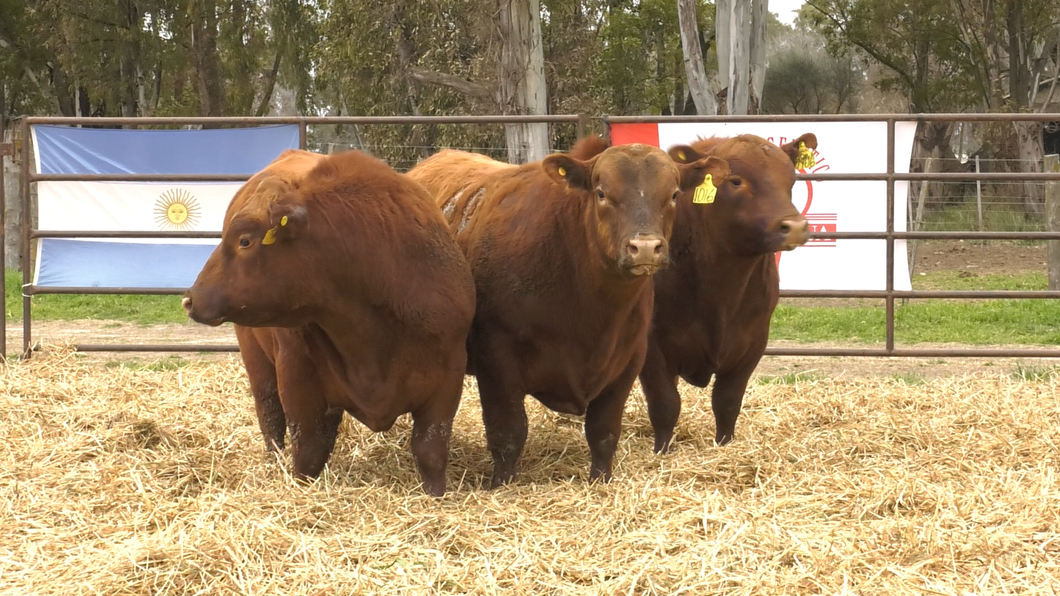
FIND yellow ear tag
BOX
[795,141,816,170]
[677,150,686,161]
[261,226,278,245]
[280,215,288,227]
[558,166,567,177]
[692,174,717,204]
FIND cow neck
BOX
[686,211,771,313]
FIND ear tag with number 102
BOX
[693,174,717,204]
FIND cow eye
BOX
[596,189,606,200]
[671,190,679,203]
[730,178,743,187]
[238,237,252,249]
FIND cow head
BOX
[183,179,316,327]
[542,143,729,277]
[668,133,816,255]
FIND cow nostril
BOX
[779,222,791,234]
[654,244,662,256]
[627,243,639,257]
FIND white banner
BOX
[614,121,917,291]
[38,181,237,242]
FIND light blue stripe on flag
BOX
[34,124,299,174]
[31,124,299,290]
[36,239,218,288]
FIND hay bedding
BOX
[1,347,1058,595]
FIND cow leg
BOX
[409,373,462,497]
[275,340,343,481]
[286,401,343,481]
[585,359,640,483]
[639,338,685,454]
[235,326,286,452]
[711,358,760,446]
[477,365,528,488]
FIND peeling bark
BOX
[497,0,549,164]
[677,0,718,115]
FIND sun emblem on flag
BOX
[154,189,201,231]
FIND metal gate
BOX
[3,113,1059,359]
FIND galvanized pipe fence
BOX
[1,113,1059,359]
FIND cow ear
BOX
[780,133,819,169]
[261,199,307,245]
[668,144,705,165]
[678,156,730,193]
[542,154,594,191]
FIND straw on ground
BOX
[1,346,1058,594]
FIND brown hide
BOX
[407,137,728,487]
[183,149,475,496]
[639,133,817,452]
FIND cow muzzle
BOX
[624,235,667,275]
[778,218,809,251]
[182,290,226,327]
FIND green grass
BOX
[919,205,1044,234]
[1010,363,1060,382]
[5,270,187,324]
[913,271,1047,291]
[769,269,1059,346]
[771,299,1060,345]
[5,267,1059,347]
[890,372,927,385]
[756,371,825,385]
[103,356,194,371]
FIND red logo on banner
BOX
[805,214,837,247]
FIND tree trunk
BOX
[121,0,143,122]
[677,0,718,115]
[256,52,283,117]
[50,66,77,117]
[716,0,730,96]
[749,0,768,113]
[391,8,432,160]
[190,0,224,118]
[726,0,751,115]
[716,0,766,115]
[1014,121,1045,216]
[120,54,138,120]
[497,0,550,164]
[4,127,21,270]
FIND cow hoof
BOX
[653,436,675,454]
[489,473,516,489]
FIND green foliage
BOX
[2,0,318,120]
[594,0,703,116]
[803,0,975,111]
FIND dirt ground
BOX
[4,240,1056,378]
[912,239,1047,275]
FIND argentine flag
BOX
[31,124,300,289]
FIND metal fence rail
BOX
[3,113,1060,359]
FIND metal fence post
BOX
[885,118,896,353]
[0,117,6,360]
[20,119,31,358]
[1047,154,1060,290]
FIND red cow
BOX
[408,138,729,486]
[637,133,816,451]
[183,149,476,496]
